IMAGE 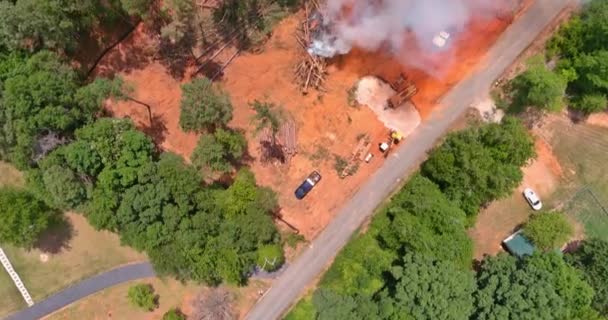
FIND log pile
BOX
[294,0,327,95]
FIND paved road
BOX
[245,1,576,319]
[4,263,155,320]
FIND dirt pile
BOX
[355,76,421,136]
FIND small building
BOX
[502,231,535,258]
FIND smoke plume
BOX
[310,0,517,60]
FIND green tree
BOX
[572,94,607,114]
[378,254,476,320]
[321,233,393,296]
[422,118,534,218]
[377,174,472,268]
[567,239,608,315]
[127,283,157,311]
[0,51,91,168]
[191,128,247,172]
[250,100,281,139]
[41,165,88,209]
[179,78,233,132]
[257,243,285,272]
[160,0,195,43]
[474,253,594,320]
[0,0,97,51]
[571,50,608,96]
[162,308,186,320]
[312,289,379,320]
[250,100,284,162]
[120,0,152,17]
[75,77,127,122]
[523,212,573,251]
[510,56,567,112]
[0,187,55,248]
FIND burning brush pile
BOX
[294,0,330,95]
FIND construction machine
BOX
[386,73,418,109]
[379,130,404,157]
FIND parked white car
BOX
[523,188,542,210]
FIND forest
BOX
[0,0,292,285]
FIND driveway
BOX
[4,263,155,320]
[245,0,577,319]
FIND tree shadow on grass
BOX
[34,215,75,254]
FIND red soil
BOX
[96,1,532,239]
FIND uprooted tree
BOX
[191,288,236,320]
[250,100,285,163]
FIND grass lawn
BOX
[46,278,270,319]
[45,277,198,320]
[544,118,608,241]
[0,162,146,318]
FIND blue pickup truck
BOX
[294,171,322,200]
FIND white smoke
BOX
[310,0,517,58]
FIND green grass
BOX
[545,120,608,240]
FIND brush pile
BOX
[294,0,327,95]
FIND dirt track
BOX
[245,0,578,319]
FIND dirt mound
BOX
[355,76,421,136]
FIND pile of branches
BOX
[294,0,327,95]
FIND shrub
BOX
[127,284,156,311]
[179,78,232,132]
[162,308,186,320]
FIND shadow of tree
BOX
[34,215,75,254]
[142,114,168,147]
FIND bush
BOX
[162,308,186,320]
[191,128,247,173]
[523,212,573,250]
[257,243,285,272]
[127,284,156,311]
[179,78,233,132]
[572,94,607,114]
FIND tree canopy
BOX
[191,128,247,173]
[377,174,472,268]
[0,187,56,248]
[127,283,156,311]
[523,212,573,251]
[378,254,476,320]
[421,117,535,218]
[509,56,567,112]
[179,78,233,132]
[0,0,97,52]
[567,239,608,316]
[0,51,115,168]
[474,253,594,320]
[545,0,608,114]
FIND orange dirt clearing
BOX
[332,0,533,118]
[96,1,532,240]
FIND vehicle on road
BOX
[523,187,542,210]
[294,171,322,200]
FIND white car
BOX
[432,31,450,48]
[523,188,542,210]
